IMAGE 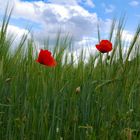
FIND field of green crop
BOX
[0,9,140,140]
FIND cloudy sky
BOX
[0,0,140,49]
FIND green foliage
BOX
[0,8,140,140]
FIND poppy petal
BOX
[36,49,57,67]
[96,40,112,53]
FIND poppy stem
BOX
[99,53,103,80]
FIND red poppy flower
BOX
[36,49,57,67]
[96,40,112,53]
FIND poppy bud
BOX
[75,86,81,94]
[5,78,12,83]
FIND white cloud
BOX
[79,0,95,8]
[0,0,133,55]
[66,44,98,65]
[47,0,78,5]
[18,2,98,43]
[47,0,95,7]
[105,5,115,13]
[0,0,95,23]
[87,0,95,7]
[0,0,97,39]
[129,0,139,6]
[122,30,133,43]
[7,24,29,37]
[0,0,42,23]
[0,23,29,44]
[5,24,30,49]
[13,1,38,21]
[102,3,115,13]
[0,0,99,55]
[74,37,98,50]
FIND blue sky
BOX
[0,0,140,48]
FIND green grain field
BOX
[0,9,140,140]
